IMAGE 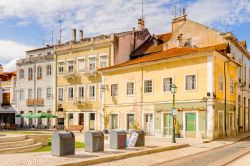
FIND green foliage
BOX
[132,121,140,130]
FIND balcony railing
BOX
[63,70,78,79]
[17,55,55,65]
[26,99,44,106]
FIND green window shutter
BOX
[186,113,196,131]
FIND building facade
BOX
[55,20,150,131]
[15,46,56,128]
[0,65,16,125]
[99,15,249,139]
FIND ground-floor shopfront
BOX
[0,106,17,125]
[105,100,237,139]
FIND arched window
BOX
[37,66,42,79]
[46,65,52,75]
[19,69,24,79]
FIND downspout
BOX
[141,67,144,128]
[224,61,228,137]
[34,61,37,126]
[54,48,58,130]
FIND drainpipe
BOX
[224,61,229,137]
[54,48,58,130]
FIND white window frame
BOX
[37,88,42,99]
[67,60,74,73]
[99,53,108,69]
[88,84,96,101]
[111,84,118,97]
[46,87,52,99]
[144,79,153,95]
[19,69,24,79]
[58,61,64,75]
[46,65,52,76]
[229,78,234,94]
[162,77,173,93]
[58,87,64,101]
[28,89,32,99]
[37,66,42,79]
[77,57,85,73]
[67,86,74,102]
[77,85,85,101]
[19,89,24,100]
[218,75,223,91]
[28,68,33,80]
[88,55,96,71]
[184,74,197,91]
[126,81,135,96]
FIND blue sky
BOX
[0,0,250,71]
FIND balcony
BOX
[26,99,44,106]
[84,70,98,77]
[63,70,78,80]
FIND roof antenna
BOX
[179,0,182,16]
[42,31,45,46]
[58,15,62,44]
[51,25,54,45]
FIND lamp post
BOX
[170,84,177,143]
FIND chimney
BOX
[138,18,145,31]
[0,65,3,74]
[72,29,76,42]
[80,30,83,41]
[177,34,183,47]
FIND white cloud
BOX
[0,0,249,70]
[0,40,34,72]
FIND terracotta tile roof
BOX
[157,33,172,43]
[131,33,172,58]
[99,43,229,71]
[100,47,205,71]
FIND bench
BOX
[66,125,84,132]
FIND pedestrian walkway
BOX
[94,132,250,166]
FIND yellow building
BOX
[99,15,247,139]
[55,23,151,131]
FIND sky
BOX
[0,0,250,72]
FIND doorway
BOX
[218,111,224,138]
[163,113,172,136]
[144,113,153,135]
[89,113,95,130]
[111,114,118,129]
[79,113,84,127]
[126,113,135,132]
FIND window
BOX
[68,61,74,73]
[68,87,74,101]
[144,80,153,94]
[46,65,52,75]
[89,57,96,71]
[58,88,64,101]
[19,69,24,79]
[127,82,135,95]
[99,55,108,68]
[230,78,234,94]
[88,85,96,100]
[78,59,85,72]
[219,76,223,91]
[28,68,33,80]
[186,113,196,131]
[111,84,118,96]
[163,77,172,92]
[28,89,32,99]
[58,62,64,75]
[37,88,42,99]
[185,75,196,90]
[78,86,84,100]
[46,87,52,99]
[37,66,42,79]
[19,90,24,100]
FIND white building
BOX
[15,45,56,128]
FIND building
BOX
[55,19,150,130]
[99,15,249,139]
[15,45,56,128]
[0,65,16,125]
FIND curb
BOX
[59,144,189,166]
[153,133,250,166]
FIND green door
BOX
[164,113,173,136]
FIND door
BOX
[89,113,95,130]
[127,114,135,132]
[145,113,153,135]
[79,113,84,126]
[111,114,118,129]
[185,112,197,138]
[2,93,10,106]
[68,113,74,127]
[163,113,173,136]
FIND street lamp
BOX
[170,84,177,143]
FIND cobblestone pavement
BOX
[227,152,250,166]
[94,133,250,166]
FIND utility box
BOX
[130,130,145,147]
[51,131,75,156]
[84,131,104,152]
[110,130,126,149]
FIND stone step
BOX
[0,134,26,143]
[0,139,34,149]
[0,142,42,154]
